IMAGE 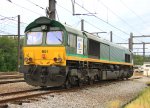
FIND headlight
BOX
[57,57,62,62]
[24,57,32,63]
[28,57,32,62]
[24,58,28,62]
[53,57,62,63]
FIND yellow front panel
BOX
[23,46,66,66]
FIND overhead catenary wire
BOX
[98,0,143,35]
[97,0,150,47]
[0,19,25,28]
[119,0,150,49]
[57,3,129,42]
[120,0,147,25]
[0,15,26,35]
[0,15,27,28]
[74,1,130,36]
[25,0,45,10]
[0,14,28,26]
[73,1,150,53]
[0,15,17,21]
[6,0,43,16]
[57,3,105,32]
[84,20,105,32]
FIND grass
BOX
[107,100,121,108]
[124,86,150,108]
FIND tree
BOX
[133,55,144,65]
[133,55,150,65]
[0,36,18,71]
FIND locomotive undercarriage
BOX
[22,65,67,87]
[66,60,133,88]
[21,60,133,88]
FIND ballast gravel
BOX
[8,76,150,108]
[0,82,38,94]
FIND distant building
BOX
[142,62,150,77]
[133,65,142,73]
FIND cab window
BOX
[46,31,63,45]
[68,33,76,47]
[26,32,43,45]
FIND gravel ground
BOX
[7,76,150,108]
[0,82,38,94]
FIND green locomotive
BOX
[21,17,133,88]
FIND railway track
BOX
[0,76,142,106]
[0,72,24,85]
[0,87,73,106]
[0,79,24,85]
[0,75,23,80]
[0,72,19,75]
[0,81,114,105]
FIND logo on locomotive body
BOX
[77,36,83,54]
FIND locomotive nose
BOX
[23,47,66,66]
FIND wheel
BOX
[126,73,130,80]
[126,77,129,80]
[88,78,93,85]
[78,79,83,87]
[94,75,99,82]
[120,73,125,80]
[64,80,71,89]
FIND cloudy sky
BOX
[0,0,150,54]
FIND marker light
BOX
[53,57,57,62]
[41,25,47,30]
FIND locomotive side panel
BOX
[110,46,124,62]
[100,43,109,61]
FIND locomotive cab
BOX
[24,26,66,66]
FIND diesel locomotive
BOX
[20,17,133,88]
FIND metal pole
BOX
[130,32,133,51]
[81,19,84,31]
[49,0,56,19]
[129,33,133,64]
[110,31,112,42]
[143,42,145,60]
[18,15,20,72]
[128,38,131,50]
[71,0,75,15]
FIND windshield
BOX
[46,31,63,45]
[26,32,43,45]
